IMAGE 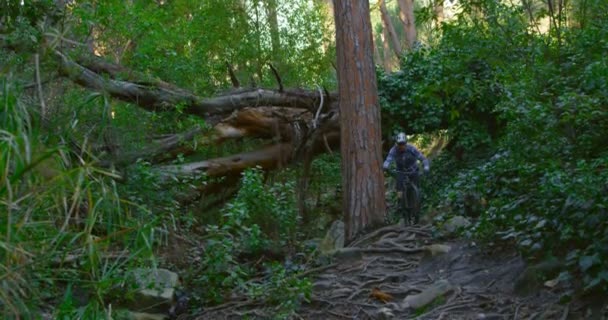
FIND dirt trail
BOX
[193,224,586,319]
[297,224,563,320]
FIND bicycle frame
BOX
[389,168,420,225]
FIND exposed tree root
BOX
[194,223,569,319]
[334,245,425,257]
[348,224,403,247]
[297,263,338,278]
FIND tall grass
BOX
[1,76,158,318]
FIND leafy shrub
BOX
[445,150,608,291]
[247,262,312,318]
[420,3,608,290]
[189,167,308,316]
[229,167,298,245]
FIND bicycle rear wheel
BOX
[400,189,411,226]
[406,182,420,225]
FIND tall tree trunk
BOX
[253,2,264,84]
[434,0,444,26]
[265,0,281,57]
[397,0,417,49]
[313,0,335,56]
[379,0,403,56]
[373,35,382,68]
[381,27,393,72]
[333,0,386,241]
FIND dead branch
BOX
[57,50,334,117]
[99,126,203,167]
[268,63,284,92]
[212,107,308,144]
[158,143,294,178]
[226,62,241,88]
[299,263,338,278]
[379,231,400,242]
[323,87,332,109]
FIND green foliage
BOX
[69,0,335,94]
[423,0,608,294]
[229,166,298,245]
[0,0,58,30]
[4,2,335,314]
[0,77,158,318]
[247,262,312,318]
[378,0,540,152]
[188,167,307,317]
[193,224,250,304]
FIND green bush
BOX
[377,1,533,151]
[247,262,312,318]
[412,0,608,294]
[229,167,298,245]
[189,167,308,317]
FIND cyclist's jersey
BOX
[383,144,429,174]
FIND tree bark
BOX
[264,0,281,56]
[159,128,340,180]
[333,0,386,241]
[103,126,204,167]
[434,0,444,26]
[381,26,393,72]
[159,143,294,178]
[56,51,331,117]
[27,47,446,187]
[373,35,382,68]
[397,0,417,49]
[379,0,403,56]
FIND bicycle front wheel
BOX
[408,183,420,225]
[400,189,410,226]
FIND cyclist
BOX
[383,133,430,224]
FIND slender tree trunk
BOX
[373,35,383,68]
[333,0,386,241]
[397,0,417,49]
[313,0,335,58]
[253,2,264,84]
[316,0,334,20]
[434,0,444,26]
[265,0,281,56]
[379,0,403,56]
[381,27,392,72]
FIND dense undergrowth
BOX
[396,0,608,294]
[0,78,159,318]
[185,167,312,316]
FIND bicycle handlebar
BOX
[388,168,419,176]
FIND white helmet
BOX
[396,132,407,145]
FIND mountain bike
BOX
[387,168,421,226]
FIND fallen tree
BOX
[51,49,343,174]
[0,33,443,205]
[56,50,335,117]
